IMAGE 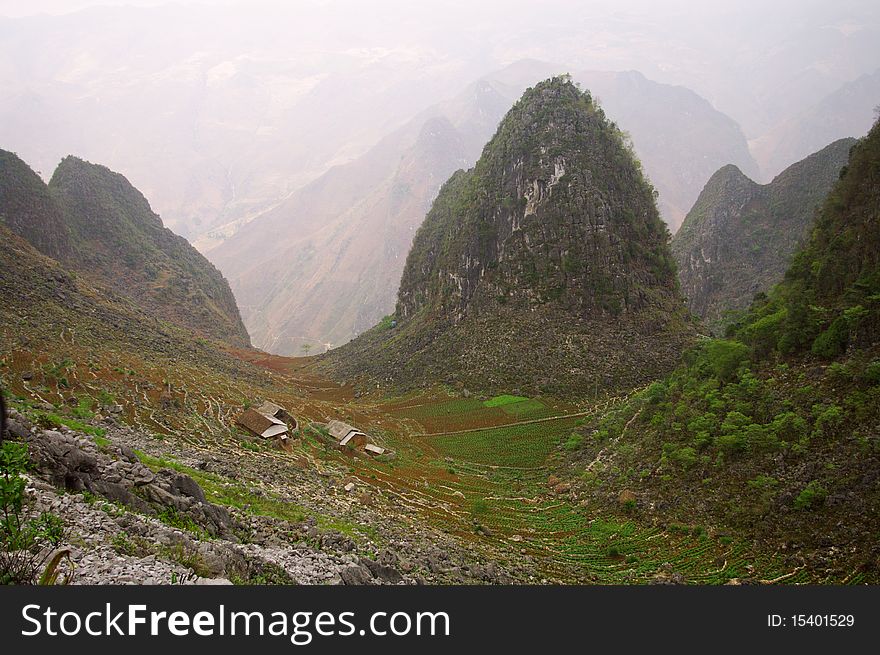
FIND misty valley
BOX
[1,1,879,589]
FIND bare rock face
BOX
[671,138,855,331]
[322,76,695,397]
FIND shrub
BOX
[826,362,850,382]
[747,475,779,491]
[669,446,698,469]
[701,339,750,382]
[794,481,828,510]
[563,433,583,451]
[862,360,880,384]
[644,381,668,405]
[716,411,750,452]
[811,316,849,358]
[742,308,787,354]
[715,432,745,453]
[744,423,780,452]
[812,404,844,439]
[1,442,69,584]
[769,412,808,443]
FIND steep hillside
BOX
[745,119,880,358]
[320,77,695,397]
[209,77,512,353]
[0,225,251,379]
[0,149,70,260]
[210,114,473,354]
[42,156,250,347]
[672,138,856,330]
[211,61,753,354]
[561,120,880,581]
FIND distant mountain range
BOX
[749,68,879,180]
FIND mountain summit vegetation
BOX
[0,151,250,347]
[321,77,695,396]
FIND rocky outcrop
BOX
[4,405,520,585]
[21,421,235,539]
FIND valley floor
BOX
[3,339,852,585]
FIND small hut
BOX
[364,443,386,457]
[327,420,358,442]
[236,408,289,440]
[258,400,295,426]
[327,419,372,450]
[340,431,368,449]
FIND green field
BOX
[425,417,581,467]
[483,394,529,407]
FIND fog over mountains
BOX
[211,60,760,353]
[2,0,878,353]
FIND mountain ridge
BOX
[0,150,250,347]
[672,138,856,330]
[209,61,755,354]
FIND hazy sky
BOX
[0,0,219,15]
[2,0,877,237]
[2,0,877,352]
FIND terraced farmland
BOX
[386,394,572,433]
[347,393,819,583]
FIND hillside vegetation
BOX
[0,151,250,347]
[562,119,880,581]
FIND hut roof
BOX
[364,444,386,456]
[340,431,367,447]
[236,408,288,439]
[257,400,285,418]
[327,419,358,441]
